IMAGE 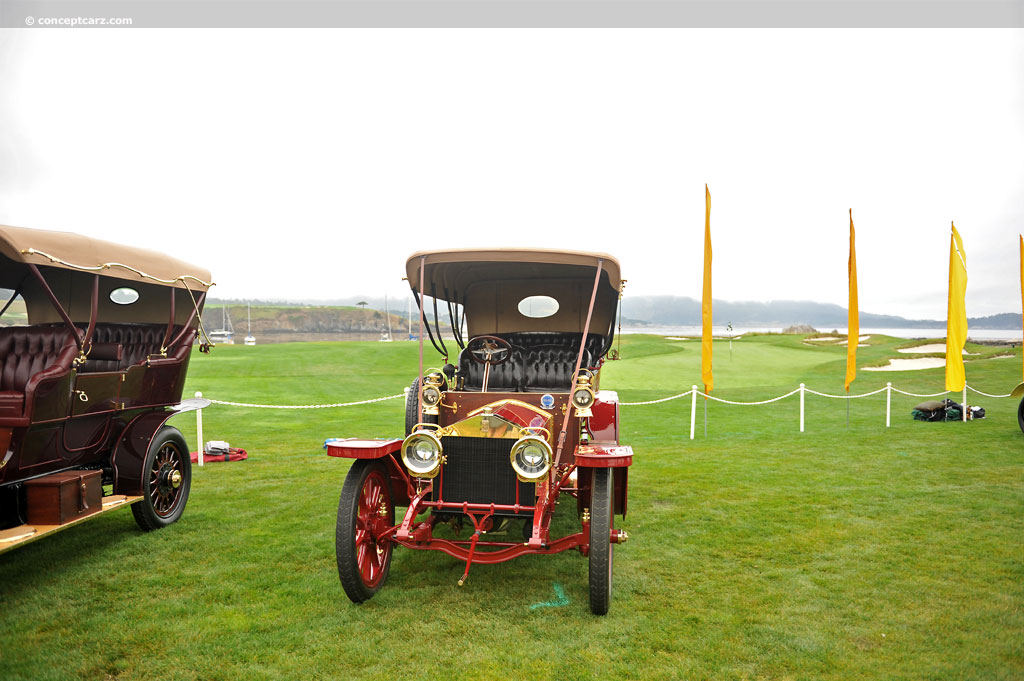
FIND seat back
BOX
[458,332,606,393]
[457,345,524,392]
[80,324,183,372]
[0,325,79,392]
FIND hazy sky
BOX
[1,29,1021,319]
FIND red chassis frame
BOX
[327,435,631,584]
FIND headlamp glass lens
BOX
[573,389,593,408]
[402,433,441,476]
[511,437,552,480]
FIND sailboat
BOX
[244,303,256,345]
[380,294,393,342]
[209,305,234,344]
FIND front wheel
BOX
[336,459,395,603]
[1017,396,1024,433]
[588,467,614,615]
[132,426,192,531]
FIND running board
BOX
[0,495,143,555]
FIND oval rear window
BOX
[518,295,559,319]
[109,287,140,305]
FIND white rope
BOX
[699,388,802,406]
[208,394,404,409]
[620,390,693,406]
[804,387,889,399]
[200,382,1013,412]
[889,388,950,398]
[966,384,1013,399]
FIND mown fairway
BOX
[1,335,1021,680]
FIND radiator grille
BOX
[436,437,532,515]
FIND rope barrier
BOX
[967,385,1013,399]
[207,394,404,409]
[619,391,693,406]
[804,386,889,399]
[889,388,950,398]
[197,382,1013,411]
[700,388,802,406]
[188,380,1017,457]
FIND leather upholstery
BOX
[0,326,79,393]
[80,324,182,372]
[459,332,606,392]
[0,325,79,418]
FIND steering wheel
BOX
[466,335,513,366]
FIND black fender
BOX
[110,410,179,495]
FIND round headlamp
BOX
[421,385,442,407]
[510,435,553,482]
[401,431,443,478]
[572,386,595,410]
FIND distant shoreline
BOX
[619,325,1020,342]
[220,327,1020,345]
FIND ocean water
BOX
[621,326,1021,342]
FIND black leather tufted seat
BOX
[0,325,80,419]
[459,332,606,393]
[79,324,184,373]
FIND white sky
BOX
[1,29,1022,319]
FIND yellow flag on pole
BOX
[701,185,713,393]
[845,210,858,392]
[945,223,967,392]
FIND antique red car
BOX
[327,249,632,614]
[0,225,212,552]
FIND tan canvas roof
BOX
[406,249,622,337]
[405,248,621,298]
[0,224,213,291]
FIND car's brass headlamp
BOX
[401,428,444,478]
[510,435,553,482]
[572,373,596,418]
[420,372,445,415]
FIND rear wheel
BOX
[1017,397,1024,433]
[336,459,395,603]
[588,467,614,615]
[132,426,191,531]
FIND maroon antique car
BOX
[0,225,212,552]
[327,249,632,614]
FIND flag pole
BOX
[945,222,968,413]
[845,209,858,429]
[701,185,713,437]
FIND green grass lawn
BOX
[1,334,1022,680]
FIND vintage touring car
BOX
[0,225,212,552]
[327,249,632,614]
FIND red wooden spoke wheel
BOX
[132,426,192,531]
[336,460,395,603]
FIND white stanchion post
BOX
[690,386,698,440]
[963,386,967,422]
[195,391,204,467]
[799,383,805,433]
[886,382,892,428]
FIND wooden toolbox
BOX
[24,470,103,526]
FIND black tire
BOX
[336,459,395,603]
[131,426,191,531]
[1017,397,1024,433]
[404,377,437,436]
[588,467,614,615]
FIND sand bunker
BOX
[863,357,946,372]
[898,344,975,355]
